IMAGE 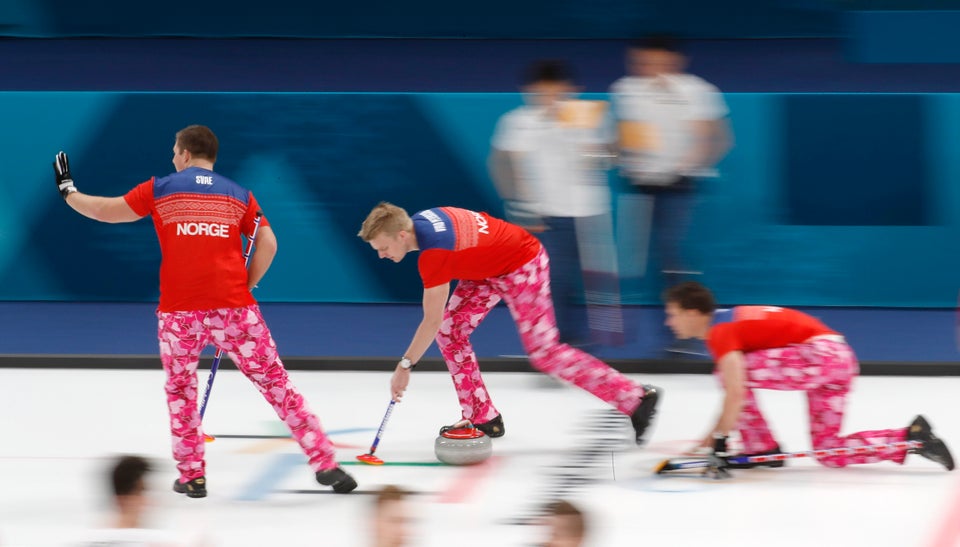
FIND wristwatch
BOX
[399,356,414,370]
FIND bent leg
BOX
[497,248,645,415]
[806,341,906,467]
[808,384,907,468]
[736,388,779,453]
[743,339,908,466]
[435,279,502,424]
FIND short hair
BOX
[663,281,717,314]
[111,455,151,497]
[358,202,413,241]
[545,499,586,540]
[523,59,575,86]
[629,34,682,54]
[175,125,219,162]
[374,485,410,509]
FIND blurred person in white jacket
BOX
[610,35,732,354]
[490,59,622,348]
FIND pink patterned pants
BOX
[738,338,907,467]
[436,248,645,425]
[158,305,336,481]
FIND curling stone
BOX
[434,426,492,465]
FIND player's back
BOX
[149,167,256,312]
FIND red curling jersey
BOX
[707,306,838,360]
[413,207,541,288]
[123,167,269,312]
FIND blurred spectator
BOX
[373,485,413,547]
[609,35,732,355]
[490,59,623,347]
[73,454,195,546]
[540,499,587,547]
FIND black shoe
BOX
[172,477,207,498]
[316,466,358,493]
[727,445,786,469]
[630,385,661,445]
[439,415,505,438]
[438,419,470,436]
[908,415,955,471]
[475,415,505,438]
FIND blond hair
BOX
[358,202,413,241]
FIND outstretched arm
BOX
[698,350,746,447]
[64,193,142,224]
[55,151,142,223]
[404,283,450,363]
[390,282,450,401]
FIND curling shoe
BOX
[727,445,786,469]
[908,415,955,471]
[630,385,661,445]
[440,415,505,438]
[316,466,358,493]
[172,476,207,498]
[474,414,505,438]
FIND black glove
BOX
[53,151,77,200]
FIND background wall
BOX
[2,0,960,369]
[0,0,842,39]
[1,90,957,307]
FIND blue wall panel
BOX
[1,0,839,39]
[847,10,960,63]
[0,91,957,307]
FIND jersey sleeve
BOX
[706,322,743,360]
[122,178,156,217]
[241,193,271,237]
[418,250,453,289]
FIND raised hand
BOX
[53,151,77,199]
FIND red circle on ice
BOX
[356,453,385,465]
